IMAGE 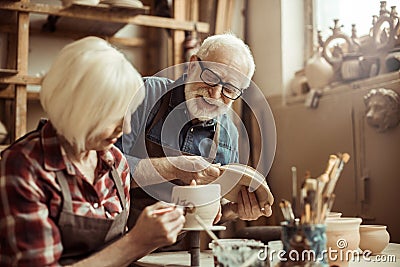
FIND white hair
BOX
[196,33,256,78]
[40,36,144,152]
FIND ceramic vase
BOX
[305,49,334,89]
[326,217,362,267]
[359,225,390,254]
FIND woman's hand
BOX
[129,202,185,250]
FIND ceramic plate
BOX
[218,163,274,207]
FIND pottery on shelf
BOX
[305,48,334,89]
[171,184,220,229]
[62,0,100,6]
[359,225,390,254]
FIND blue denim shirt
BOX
[119,75,239,175]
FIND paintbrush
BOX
[316,155,337,224]
[194,214,222,247]
[282,199,295,222]
[291,166,297,217]
[318,154,338,183]
[304,178,317,224]
[324,153,350,196]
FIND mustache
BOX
[195,87,228,107]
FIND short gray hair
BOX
[40,36,144,152]
[196,33,255,79]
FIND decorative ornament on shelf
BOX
[322,19,356,72]
[372,1,400,52]
[364,88,400,132]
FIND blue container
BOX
[279,222,328,267]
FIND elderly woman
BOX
[0,37,184,266]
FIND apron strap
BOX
[208,120,220,162]
[110,167,127,210]
[56,171,74,213]
[146,90,172,136]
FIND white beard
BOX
[184,84,231,121]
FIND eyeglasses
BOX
[197,58,244,100]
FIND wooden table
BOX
[133,243,400,267]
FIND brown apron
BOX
[128,91,219,251]
[57,167,128,265]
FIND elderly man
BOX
[119,33,272,231]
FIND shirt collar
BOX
[41,122,115,175]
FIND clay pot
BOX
[359,225,390,254]
[305,49,334,89]
[326,217,362,267]
[171,184,220,229]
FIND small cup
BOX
[359,225,390,254]
[171,184,220,229]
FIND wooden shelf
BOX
[0,86,40,100]
[0,74,42,86]
[0,0,210,142]
[0,2,210,32]
[0,69,18,77]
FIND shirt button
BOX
[93,203,99,209]
[190,128,194,132]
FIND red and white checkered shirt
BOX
[0,122,131,267]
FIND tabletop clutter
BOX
[278,152,351,267]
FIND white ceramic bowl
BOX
[171,184,220,228]
[359,225,390,254]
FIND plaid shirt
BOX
[0,122,131,267]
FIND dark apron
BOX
[57,167,128,265]
[128,91,220,251]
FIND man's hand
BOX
[237,186,272,220]
[220,186,273,222]
[166,156,221,184]
[132,156,221,187]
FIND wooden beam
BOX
[132,15,208,32]
[0,75,42,85]
[0,86,40,100]
[172,0,186,69]
[215,0,233,34]
[0,2,209,32]
[14,3,29,139]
